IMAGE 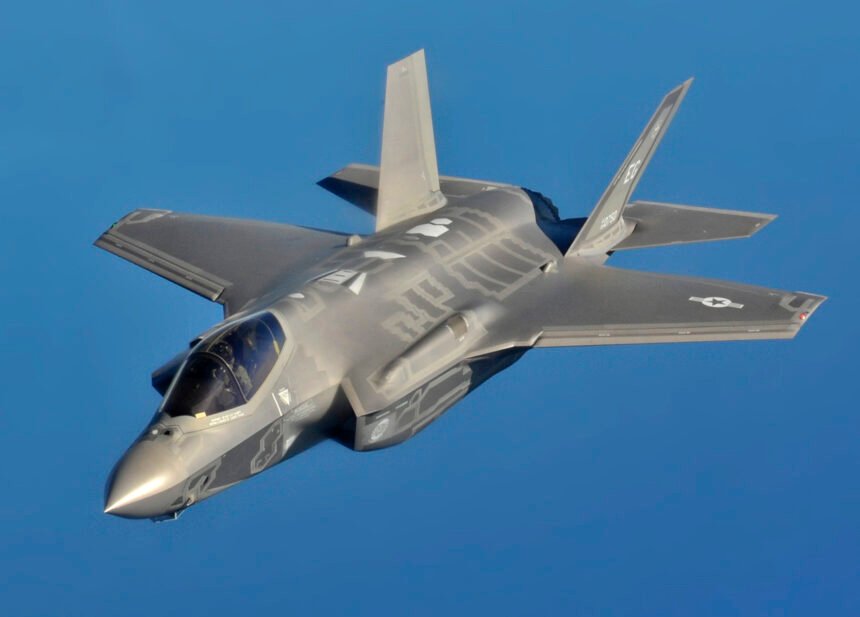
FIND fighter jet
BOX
[97,50,824,520]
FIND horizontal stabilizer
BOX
[613,201,776,250]
[318,163,513,214]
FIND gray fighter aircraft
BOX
[97,50,825,520]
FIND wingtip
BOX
[753,212,779,231]
[795,293,827,327]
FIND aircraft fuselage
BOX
[105,187,562,519]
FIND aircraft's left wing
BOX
[95,209,348,314]
[477,262,825,351]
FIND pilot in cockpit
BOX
[160,312,286,419]
[237,327,261,387]
[212,339,252,394]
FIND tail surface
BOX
[566,79,693,256]
[376,49,447,231]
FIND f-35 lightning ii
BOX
[97,50,825,520]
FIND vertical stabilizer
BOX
[376,49,447,231]
[566,79,693,256]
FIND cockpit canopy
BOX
[161,312,286,418]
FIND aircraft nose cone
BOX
[104,440,186,519]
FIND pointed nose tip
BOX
[104,440,186,519]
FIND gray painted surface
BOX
[376,50,447,231]
[615,201,776,250]
[96,50,825,520]
[566,79,693,257]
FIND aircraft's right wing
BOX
[478,262,825,351]
[95,209,349,315]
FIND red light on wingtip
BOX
[799,312,809,321]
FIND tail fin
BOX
[566,79,693,257]
[376,49,447,231]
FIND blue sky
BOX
[1,1,857,615]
